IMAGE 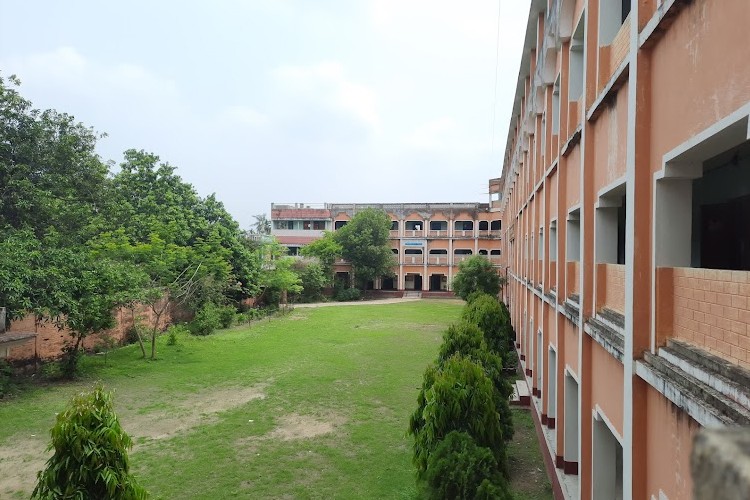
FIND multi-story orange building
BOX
[270,203,503,293]
[495,0,749,498]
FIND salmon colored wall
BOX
[645,385,699,500]
[592,82,628,194]
[591,342,624,436]
[659,267,750,369]
[427,240,449,250]
[567,261,580,296]
[548,171,558,220]
[649,0,750,176]
[564,320,579,375]
[565,145,581,207]
[596,263,626,314]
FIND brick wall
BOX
[609,15,631,75]
[596,263,625,314]
[657,267,750,369]
[6,303,172,361]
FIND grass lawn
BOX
[507,409,554,500]
[0,299,554,499]
[0,300,462,499]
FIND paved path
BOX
[293,297,423,308]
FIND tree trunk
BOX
[134,330,145,358]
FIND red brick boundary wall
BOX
[6,304,172,361]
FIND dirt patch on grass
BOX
[0,436,48,497]
[125,384,267,442]
[268,412,344,441]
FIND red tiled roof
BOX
[272,209,331,219]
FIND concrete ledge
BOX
[692,429,750,500]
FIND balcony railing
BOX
[402,256,424,265]
[596,263,625,314]
[453,255,472,265]
[477,230,502,239]
[453,230,475,238]
[389,230,400,237]
[656,267,750,367]
[566,261,580,296]
[404,229,424,237]
[427,230,448,238]
[427,256,449,265]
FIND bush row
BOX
[408,292,517,499]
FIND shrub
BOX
[189,303,222,336]
[32,385,147,499]
[409,355,507,477]
[335,287,361,302]
[462,294,510,357]
[0,359,13,398]
[438,323,514,441]
[217,305,236,329]
[165,324,189,346]
[451,255,504,300]
[424,431,511,500]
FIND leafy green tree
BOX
[462,293,514,363]
[409,355,507,478]
[424,431,511,500]
[451,255,506,301]
[333,208,394,290]
[32,385,147,499]
[255,240,302,306]
[292,260,328,302]
[438,322,514,441]
[300,231,342,281]
[0,75,111,246]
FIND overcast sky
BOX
[1,0,530,229]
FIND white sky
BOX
[0,0,530,228]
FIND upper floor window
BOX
[334,220,348,230]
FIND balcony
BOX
[403,255,424,265]
[453,255,472,265]
[477,230,502,239]
[404,229,424,238]
[596,263,625,314]
[656,267,750,368]
[428,256,449,266]
[389,230,400,238]
[453,229,475,239]
[427,230,449,238]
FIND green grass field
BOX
[0,300,552,499]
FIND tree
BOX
[409,355,507,477]
[252,213,271,235]
[462,293,513,359]
[438,322,514,442]
[292,260,328,302]
[423,431,511,500]
[0,75,111,246]
[451,255,507,300]
[32,385,147,499]
[255,240,302,306]
[300,231,341,282]
[333,208,395,290]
